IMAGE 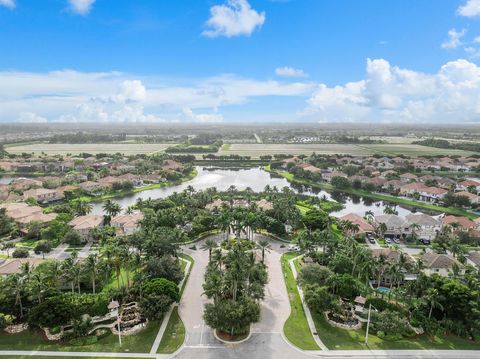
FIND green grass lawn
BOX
[293,254,480,350]
[102,267,137,293]
[156,307,185,354]
[280,252,320,350]
[311,311,480,350]
[0,320,161,353]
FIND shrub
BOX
[12,248,29,258]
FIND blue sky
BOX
[1,0,480,123]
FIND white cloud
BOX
[304,58,480,123]
[0,70,312,123]
[457,0,480,17]
[183,108,224,123]
[17,112,48,123]
[68,0,96,15]
[275,67,306,78]
[0,0,15,9]
[441,28,466,49]
[203,0,265,38]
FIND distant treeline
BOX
[49,132,127,143]
[333,135,386,144]
[413,138,480,153]
[165,139,223,153]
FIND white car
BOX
[288,244,300,251]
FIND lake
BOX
[89,166,424,218]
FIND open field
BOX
[219,143,474,158]
[6,143,175,155]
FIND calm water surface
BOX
[89,167,425,217]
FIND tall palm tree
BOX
[425,288,443,319]
[103,200,122,218]
[72,199,92,216]
[201,238,218,262]
[256,239,271,263]
[8,274,25,318]
[84,254,100,294]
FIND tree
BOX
[204,297,260,336]
[12,248,29,258]
[139,278,180,320]
[145,255,183,284]
[331,176,351,189]
[63,230,84,246]
[201,238,218,262]
[304,284,339,313]
[298,263,333,286]
[84,254,100,294]
[103,200,122,218]
[27,296,78,328]
[34,240,52,259]
[71,199,92,216]
[256,239,271,263]
[425,288,444,319]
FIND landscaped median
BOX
[265,165,479,219]
[280,252,320,350]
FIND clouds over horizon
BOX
[305,58,480,123]
[3,59,480,124]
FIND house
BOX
[0,185,8,201]
[404,214,441,241]
[467,251,480,267]
[111,212,144,235]
[0,258,46,276]
[399,182,428,196]
[399,173,418,183]
[97,176,122,188]
[23,188,60,203]
[441,215,476,231]
[371,248,415,286]
[374,214,405,237]
[79,181,102,193]
[418,187,447,203]
[455,191,480,204]
[162,160,184,172]
[117,173,143,186]
[298,163,322,174]
[379,170,398,179]
[475,217,480,229]
[69,215,104,239]
[55,185,79,199]
[205,199,226,211]
[457,179,480,192]
[10,178,43,190]
[255,199,273,211]
[339,213,374,235]
[383,180,404,191]
[421,253,465,277]
[322,171,347,183]
[366,177,387,188]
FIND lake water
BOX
[88,166,425,218]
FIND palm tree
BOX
[8,274,25,318]
[72,199,92,216]
[201,239,218,262]
[425,288,443,319]
[103,200,122,218]
[84,254,100,294]
[256,239,271,263]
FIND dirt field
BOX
[218,143,474,158]
[6,143,174,155]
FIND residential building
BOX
[69,215,104,239]
[441,215,476,231]
[111,212,144,235]
[374,214,405,237]
[404,213,441,241]
[339,213,374,235]
[421,253,465,277]
[23,188,60,203]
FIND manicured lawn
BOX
[178,253,194,296]
[293,255,480,350]
[102,267,137,292]
[280,252,320,350]
[0,320,161,353]
[156,307,185,354]
[311,311,480,350]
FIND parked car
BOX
[368,237,376,244]
[420,238,431,245]
[385,238,392,244]
[288,244,300,251]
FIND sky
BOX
[1,0,480,124]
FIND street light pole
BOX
[117,313,122,347]
[365,303,372,345]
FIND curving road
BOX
[173,235,480,359]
